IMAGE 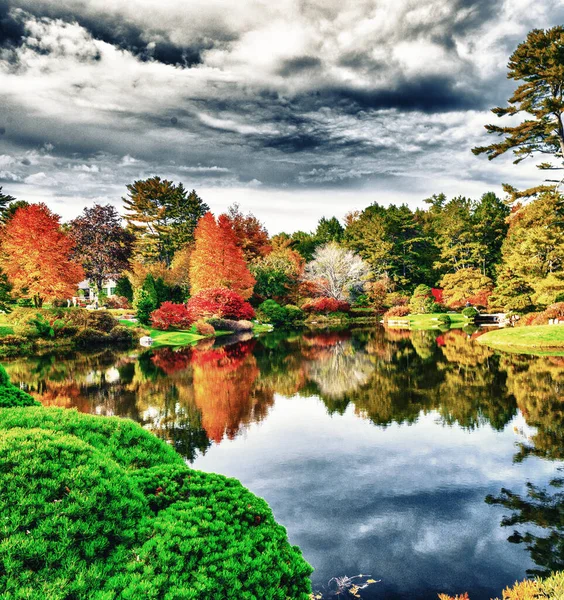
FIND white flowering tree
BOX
[303,242,370,301]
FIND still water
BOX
[5,327,564,599]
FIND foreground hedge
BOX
[0,376,312,599]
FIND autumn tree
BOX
[303,242,370,301]
[439,268,493,308]
[69,204,134,294]
[223,204,271,262]
[473,26,564,200]
[123,177,209,265]
[189,213,255,299]
[0,204,84,307]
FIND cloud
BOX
[1,0,564,231]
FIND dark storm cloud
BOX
[2,0,564,229]
[0,0,24,49]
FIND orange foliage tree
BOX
[189,212,255,299]
[223,203,271,262]
[0,203,84,307]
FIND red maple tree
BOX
[0,203,84,307]
[189,213,255,299]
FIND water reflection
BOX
[4,326,564,598]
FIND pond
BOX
[5,326,564,599]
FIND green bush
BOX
[0,364,39,407]
[257,300,287,326]
[0,405,313,599]
[257,300,304,327]
[462,306,479,318]
[73,327,110,347]
[134,288,157,325]
[108,325,136,345]
[0,428,148,599]
[16,298,33,307]
[408,284,436,314]
[437,314,451,326]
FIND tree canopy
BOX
[473,26,564,200]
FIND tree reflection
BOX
[486,476,564,577]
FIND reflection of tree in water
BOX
[191,340,273,444]
[303,335,375,400]
[486,476,564,577]
[485,353,564,577]
[501,354,564,461]
[437,330,515,431]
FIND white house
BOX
[77,279,118,300]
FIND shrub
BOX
[187,288,255,321]
[150,302,193,331]
[543,301,564,321]
[462,306,479,318]
[0,428,149,599]
[302,297,350,314]
[437,314,451,326]
[383,305,411,320]
[0,364,39,407]
[257,300,287,325]
[386,292,409,307]
[285,304,305,326]
[409,284,436,314]
[104,295,130,309]
[28,313,61,339]
[16,297,33,307]
[0,334,28,348]
[134,288,157,326]
[0,407,313,599]
[194,320,215,336]
[109,325,136,345]
[73,327,110,347]
[206,318,254,332]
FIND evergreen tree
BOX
[123,178,209,266]
[472,192,510,278]
[473,26,564,200]
[315,217,344,244]
[115,276,134,302]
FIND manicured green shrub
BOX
[462,306,479,318]
[134,287,157,325]
[0,428,149,599]
[0,407,181,469]
[0,406,313,599]
[437,314,451,326]
[0,364,39,407]
[257,300,287,325]
[408,284,436,314]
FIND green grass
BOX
[478,324,564,353]
[119,319,268,348]
[387,313,471,330]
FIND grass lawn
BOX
[118,319,270,348]
[478,325,564,353]
[387,313,471,330]
[119,319,205,347]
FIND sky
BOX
[1,0,564,233]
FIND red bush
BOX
[301,297,350,314]
[150,302,193,331]
[186,287,255,321]
[383,305,411,320]
[104,295,130,309]
[431,288,443,303]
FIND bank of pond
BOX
[2,326,564,598]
